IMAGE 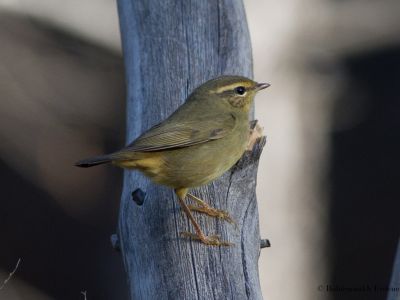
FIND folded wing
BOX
[118,113,236,153]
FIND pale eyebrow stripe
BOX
[214,83,252,93]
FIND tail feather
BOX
[75,155,112,168]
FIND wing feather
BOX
[118,113,236,153]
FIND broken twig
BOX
[0,258,21,290]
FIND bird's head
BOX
[194,75,270,113]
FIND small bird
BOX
[76,75,269,246]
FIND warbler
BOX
[76,75,269,246]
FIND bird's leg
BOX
[187,193,235,224]
[175,188,232,246]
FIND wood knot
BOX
[110,234,120,251]
[260,239,271,249]
[131,188,146,206]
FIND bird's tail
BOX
[75,154,112,168]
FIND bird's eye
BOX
[234,86,246,95]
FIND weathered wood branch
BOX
[116,0,265,298]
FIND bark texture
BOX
[116,1,264,298]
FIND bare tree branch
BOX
[0,258,21,290]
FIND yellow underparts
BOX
[113,154,162,169]
[113,154,166,182]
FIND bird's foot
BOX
[187,193,236,224]
[180,232,233,246]
[187,205,235,224]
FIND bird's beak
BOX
[255,82,271,91]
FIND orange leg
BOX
[187,193,235,224]
[175,188,232,246]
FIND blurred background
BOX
[0,0,399,299]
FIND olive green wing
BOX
[120,113,236,152]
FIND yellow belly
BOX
[113,128,248,189]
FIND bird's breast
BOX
[153,123,249,188]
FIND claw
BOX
[180,232,233,246]
[187,205,236,225]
